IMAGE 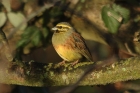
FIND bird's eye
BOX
[57,26,62,29]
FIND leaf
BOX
[0,12,7,27]
[7,12,27,30]
[22,26,34,38]
[102,5,121,34]
[31,29,41,46]
[41,27,49,38]
[16,38,29,48]
[112,4,130,23]
[2,0,11,12]
[16,26,42,48]
[101,4,130,34]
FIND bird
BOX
[52,22,93,65]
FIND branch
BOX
[0,56,140,86]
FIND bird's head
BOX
[52,22,72,33]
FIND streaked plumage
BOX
[52,22,92,64]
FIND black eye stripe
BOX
[56,26,62,29]
[56,26,70,29]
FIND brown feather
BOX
[72,32,93,62]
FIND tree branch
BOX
[0,56,140,86]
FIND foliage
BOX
[7,12,27,30]
[0,0,66,54]
[0,12,6,27]
[102,4,130,34]
[17,26,48,48]
[101,4,130,34]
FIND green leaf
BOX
[31,29,41,46]
[22,26,35,38]
[16,38,29,48]
[101,4,130,34]
[16,26,43,48]
[7,12,27,30]
[0,12,7,27]
[112,4,130,23]
[41,27,49,38]
[102,5,121,34]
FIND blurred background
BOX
[1,0,140,93]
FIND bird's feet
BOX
[58,60,66,66]
[57,60,79,67]
[71,60,79,66]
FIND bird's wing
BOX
[72,32,93,62]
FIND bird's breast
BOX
[52,32,82,61]
[54,44,82,61]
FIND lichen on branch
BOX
[0,56,140,86]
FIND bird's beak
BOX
[52,27,58,31]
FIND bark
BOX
[0,56,139,86]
